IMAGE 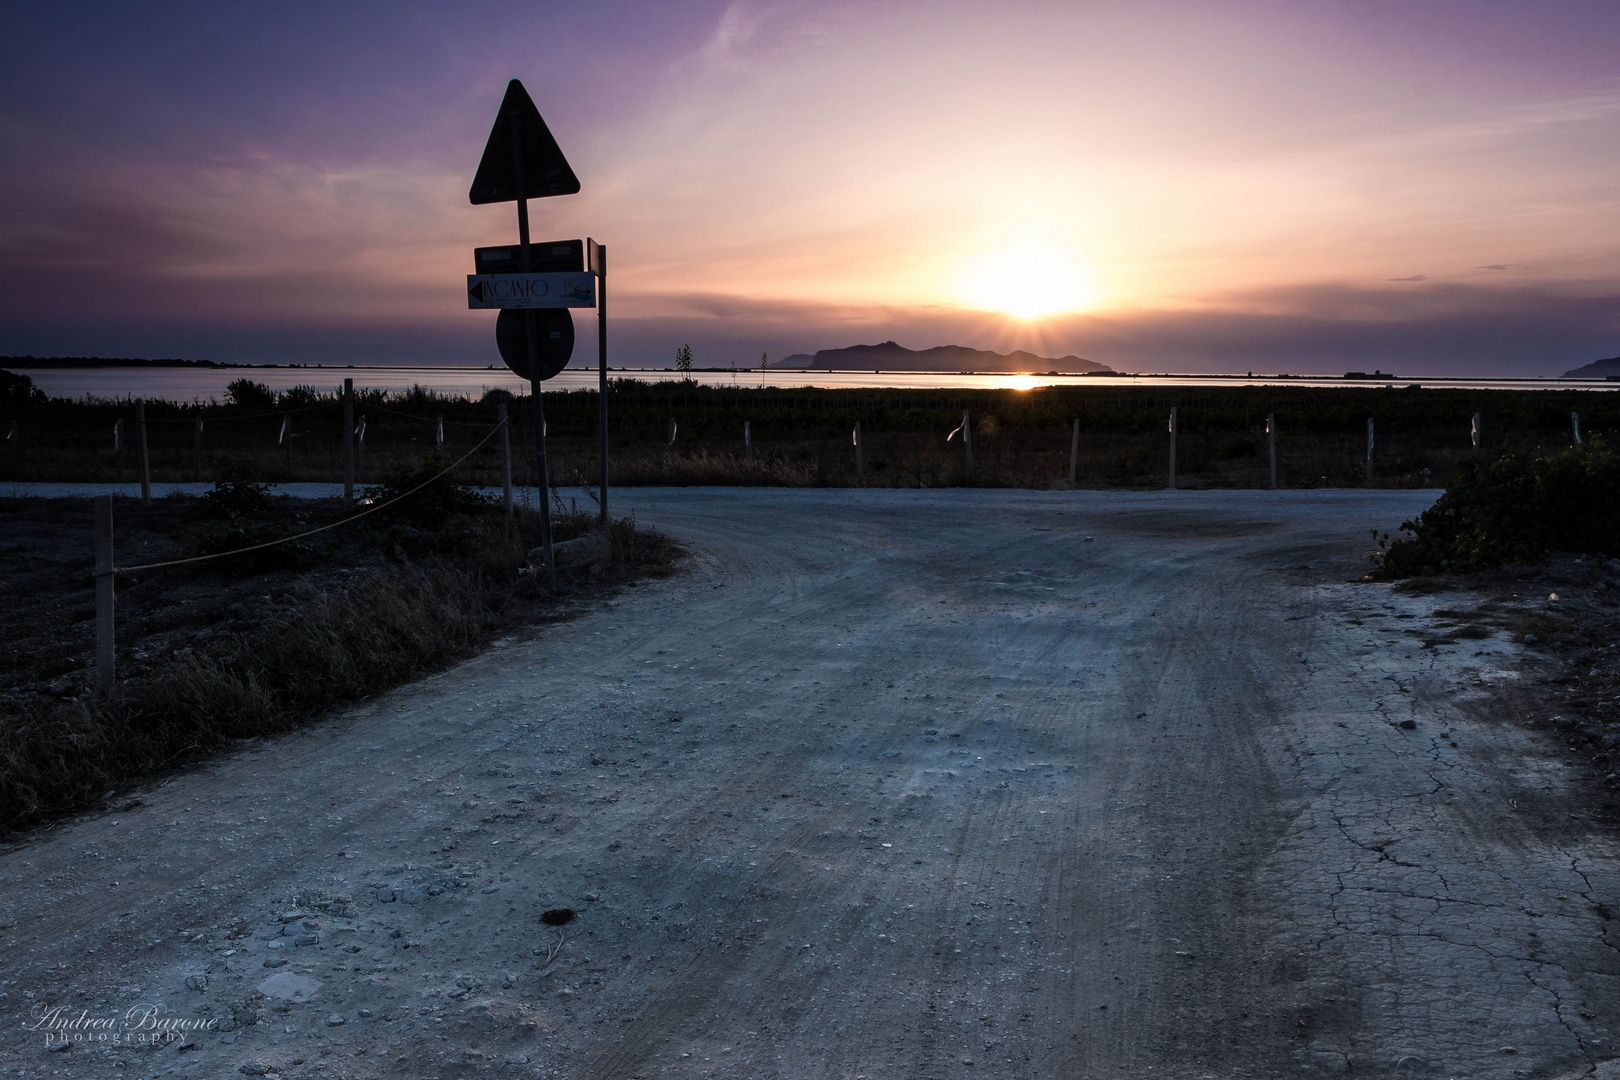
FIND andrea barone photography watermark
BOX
[25,1001,219,1049]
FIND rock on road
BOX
[4,488,1619,1080]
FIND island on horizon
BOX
[768,341,1114,374]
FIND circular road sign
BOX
[496,307,574,381]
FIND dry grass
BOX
[0,505,681,832]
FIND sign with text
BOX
[466,273,596,309]
[474,240,582,273]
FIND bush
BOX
[361,451,493,527]
[190,468,276,519]
[224,378,277,410]
[280,384,324,409]
[1378,441,1620,576]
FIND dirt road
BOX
[5,488,1619,1080]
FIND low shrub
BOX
[189,469,276,519]
[1377,441,1620,576]
[361,452,493,527]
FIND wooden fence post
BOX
[1267,413,1277,490]
[342,378,355,503]
[1168,407,1177,490]
[135,400,151,505]
[498,403,514,517]
[1068,418,1079,485]
[1366,418,1375,486]
[962,410,973,482]
[854,421,863,482]
[95,495,115,690]
[193,418,203,482]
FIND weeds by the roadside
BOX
[0,502,681,832]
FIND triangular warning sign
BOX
[468,80,581,205]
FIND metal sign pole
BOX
[597,243,609,522]
[511,107,554,576]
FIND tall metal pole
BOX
[597,243,609,522]
[512,107,554,575]
[342,377,355,504]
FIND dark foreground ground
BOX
[3,488,1619,1080]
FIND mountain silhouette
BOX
[769,341,1112,373]
[1563,355,1620,379]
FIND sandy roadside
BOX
[3,487,1617,1080]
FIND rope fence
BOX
[88,417,525,689]
[112,419,507,575]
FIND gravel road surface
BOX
[5,488,1619,1080]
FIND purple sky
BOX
[2,0,1617,375]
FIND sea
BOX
[9,365,1613,401]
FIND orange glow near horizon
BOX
[953,244,1102,320]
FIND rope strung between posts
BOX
[365,402,509,427]
[130,401,340,424]
[110,419,507,576]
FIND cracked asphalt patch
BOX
[2,488,1617,1079]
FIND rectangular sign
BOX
[467,273,596,309]
[586,237,603,276]
[474,240,582,273]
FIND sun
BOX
[955,245,1100,320]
